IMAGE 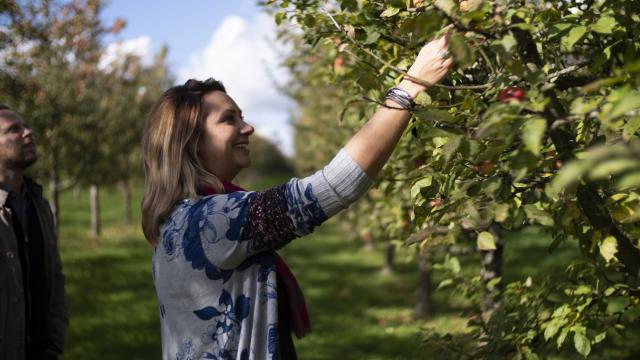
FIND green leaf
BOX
[449,32,476,68]
[604,287,616,296]
[500,34,518,52]
[411,177,432,199]
[477,231,496,250]
[416,108,456,123]
[562,25,587,51]
[302,14,316,27]
[593,331,607,344]
[589,158,639,179]
[380,7,400,17]
[447,256,461,274]
[602,86,640,121]
[599,236,618,263]
[340,0,358,11]
[544,320,561,341]
[414,92,432,106]
[274,11,286,26]
[592,16,616,34]
[623,116,640,140]
[546,160,590,198]
[557,327,569,349]
[616,170,640,191]
[522,117,547,154]
[493,203,509,222]
[435,0,456,16]
[364,30,381,45]
[486,277,501,290]
[573,331,591,357]
[524,204,554,226]
[437,278,454,290]
[441,134,462,163]
[574,285,591,295]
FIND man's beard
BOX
[8,155,37,170]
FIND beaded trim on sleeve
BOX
[241,185,297,252]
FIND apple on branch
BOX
[499,87,526,103]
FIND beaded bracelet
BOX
[383,87,416,112]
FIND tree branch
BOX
[322,10,493,91]
[432,3,494,39]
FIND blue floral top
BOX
[152,149,373,360]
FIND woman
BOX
[142,35,452,360]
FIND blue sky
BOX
[101,1,296,156]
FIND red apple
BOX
[477,160,494,174]
[333,56,344,72]
[413,0,424,8]
[554,159,563,169]
[428,199,442,208]
[499,87,526,103]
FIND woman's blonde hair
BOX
[141,78,226,245]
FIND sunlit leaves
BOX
[600,86,640,125]
[561,25,587,51]
[599,236,618,263]
[380,7,400,18]
[477,231,496,250]
[521,117,546,155]
[591,15,616,34]
[573,327,591,358]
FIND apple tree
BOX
[265,0,640,357]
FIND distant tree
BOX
[0,0,172,235]
[237,133,295,185]
[0,0,108,230]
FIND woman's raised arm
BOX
[344,35,453,179]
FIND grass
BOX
[58,185,161,359]
[56,183,638,359]
[282,225,445,360]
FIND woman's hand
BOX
[343,34,455,179]
[398,35,453,98]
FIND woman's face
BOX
[198,91,254,181]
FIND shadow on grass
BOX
[61,236,160,360]
[280,223,454,360]
[503,226,580,283]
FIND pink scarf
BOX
[200,181,311,338]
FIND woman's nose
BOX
[241,120,254,135]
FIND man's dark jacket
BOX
[0,178,68,359]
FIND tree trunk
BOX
[415,250,433,318]
[90,184,100,238]
[480,223,504,323]
[362,230,374,252]
[381,241,395,275]
[121,179,131,225]
[48,165,59,239]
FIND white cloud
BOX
[178,13,295,156]
[100,35,153,70]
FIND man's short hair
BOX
[0,104,10,111]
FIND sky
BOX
[101,0,296,156]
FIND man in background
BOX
[0,105,68,360]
